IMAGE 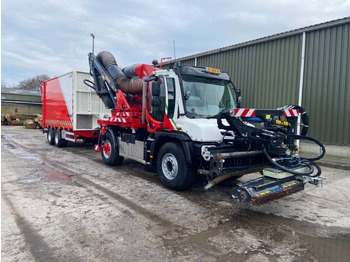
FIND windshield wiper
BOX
[186,112,198,119]
[206,114,219,119]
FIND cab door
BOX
[146,75,176,132]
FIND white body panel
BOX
[57,71,110,130]
[176,117,224,142]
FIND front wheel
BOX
[101,131,124,166]
[157,142,195,191]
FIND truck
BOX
[41,71,110,147]
[85,50,325,205]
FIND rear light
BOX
[101,125,106,135]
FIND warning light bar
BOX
[205,67,221,74]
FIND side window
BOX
[166,78,176,118]
[150,76,165,122]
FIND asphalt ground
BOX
[1,126,350,262]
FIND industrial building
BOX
[1,87,42,118]
[165,17,350,146]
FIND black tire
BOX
[101,131,124,166]
[47,127,55,145]
[157,142,195,191]
[54,128,67,147]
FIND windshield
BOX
[182,75,236,118]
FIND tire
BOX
[54,128,67,147]
[157,142,195,191]
[101,131,124,166]
[47,127,55,145]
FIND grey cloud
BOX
[1,0,349,85]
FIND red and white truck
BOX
[86,50,325,205]
[41,71,110,147]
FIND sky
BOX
[1,0,350,86]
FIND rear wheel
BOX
[157,142,195,191]
[47,127,55,145]
[101,131,124,166]
[54,129,67,147]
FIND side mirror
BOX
[151,97,161,106]
[235,89,242,108]
[152,81,160,96]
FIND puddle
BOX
[17,170,73,184]
[3,143,16,149]
[18,154,41,161]
[299,233,350,262]
[41,170,73,182]
[18,178,42,184]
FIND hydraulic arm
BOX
[216,107,325,205]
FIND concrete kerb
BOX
[301,142,350,171]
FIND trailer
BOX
[41,71,110,146]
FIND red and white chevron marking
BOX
[109,117,127,123]
[283,109,299,117]
[115,112,130,117]
[233,108,256,117]
[108,112,131,123]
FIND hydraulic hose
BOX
[306,161,322,177]
[290,134,326,161]
[263,146,315,176]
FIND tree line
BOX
[1,74,50,91]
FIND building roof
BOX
[1,87,41,96]
[165,16,350,63]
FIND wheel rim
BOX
[103,140,112,159]
[161,153,178,180]
[48,129,52,141]
[55,130,59,144]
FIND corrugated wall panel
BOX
[179,58,195,66]
[237,36,302,109]
[193,36,302,109]
[165,20,349,145]
[303,23,350,145]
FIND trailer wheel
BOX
[157,142,195,191]
[47,127,55,145]
[54,129,67,147]
[101,131,124,166]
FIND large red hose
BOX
[97,51,143,94]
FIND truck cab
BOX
[146,66,239,143]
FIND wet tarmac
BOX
[1,126,350,261]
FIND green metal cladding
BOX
[303,23,350,145]
[167,18,350,145]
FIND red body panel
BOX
[42,78,73,129]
